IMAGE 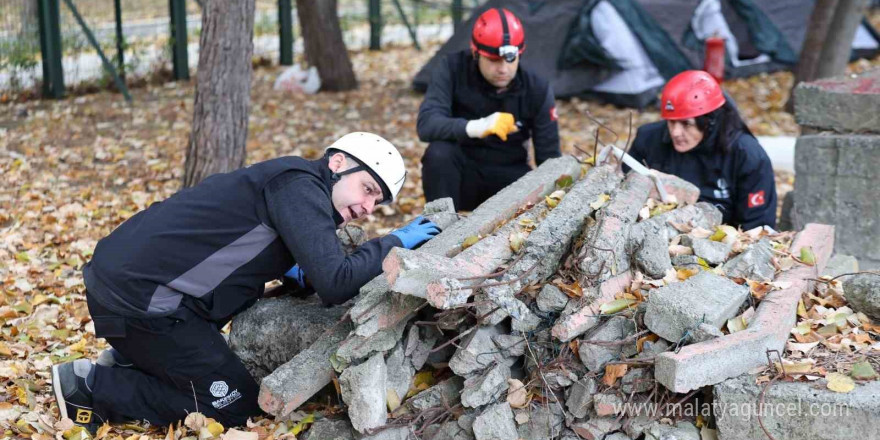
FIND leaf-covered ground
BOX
[1,41,880,438]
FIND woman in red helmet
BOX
[628,70,777,230]
[417,7,561,211]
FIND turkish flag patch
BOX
[748,190,765,208]
[550,106,558,121]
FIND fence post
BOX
[37,0,64,99]
[114,0,125,77]
[369,0,382,50]
[452,0,463,28]
[278,0,294,65]
[169,0,189,80]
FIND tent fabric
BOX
[412,0,880,108]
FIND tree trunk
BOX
[20,0,39,39]
[786,0,839,112]
[183,0,255,188]
[785,0,868,112]
[814,0,869,78]
[295,0,358,91]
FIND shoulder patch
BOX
[748,190,766,208]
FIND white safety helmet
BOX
[325,132,407,204]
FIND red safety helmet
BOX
[660,70,726,120]
[470,8,525,63]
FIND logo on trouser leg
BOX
[211,389,242,409]
[76,408,92,424]
[210,381,229,398]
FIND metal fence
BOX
[0,0,482,100]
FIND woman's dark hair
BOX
[694,100,753,154]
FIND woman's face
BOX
[667,118,704,153]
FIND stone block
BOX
[537,284,570,313]
[552,272,633,342]
[566,375,598,419]
[473,402,518,440]
[628,218,672,278]
[570,416,622,440]
[303,419,356,440]
[339,353,387,433]
[407,377,465,412]
[578,316,637,372]
[692,238,731,266]
[794,69,880,133]
[723,239,775,281]
[449,324,507,377]
[461,363,511,408]
[844,273,880,321]
[644,271,749,342]
[822,254,859,278]
[715,374,880,440]
[258,318,353,418]
[230,295,347,380]
[515,404,565,440]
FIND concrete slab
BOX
[654,224,834,393]
[644,271,749,342]
[339,353,388,433]
[794,69,880,133]
[552,272,633,342]
[715,374,880,440]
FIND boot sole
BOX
[51,364,69,420]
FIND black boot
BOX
[51,359,106,434]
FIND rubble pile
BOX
[232,156,856,440]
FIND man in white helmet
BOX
[50,132,439,433]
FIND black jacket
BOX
[417,50,561,166]
[84,157,402,321]
[628,121,777,230]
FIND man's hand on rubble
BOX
[391,216,441,249]
[465,112,519,141]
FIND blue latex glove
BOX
[391,216,441,249]
[284,264,306,289]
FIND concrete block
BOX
[258,318,353,418]
[651,202,723,240]
[303,419,356,440]
[424,197,456,215]
[792,135,880,264]
[844,273,880,321]
[578,316,637,372]
[822,254,859,278]
[473,402,518,440]
[423,155,582,258]
[645,271,749,342]
[655,224,834,393]
[692,238,732,266]
[593,392,625,416]
[383,248,484,298]
[336,316,408,363]
[537,284,570,313]
[449,324,507,377]
[566,375,598,419]
[515,404,565,440]
[649,170,700,205]
[643,421,699,440]
[361,427,412,440]
[423,420,475,440]
[570,416,622,440]
[723,239,775,281]
[385,342,415,406]
[621,367,654,394]
[578,173,652,284]
[552,272,632,342]
[715,374,880,440]
[628,217,672,278]
[230,295,348,380]
[407,377,465,412]
[492,334,526,357]
[339,353,387,433]
[794,69,880,133]
[461,363,511,408]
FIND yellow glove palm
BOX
[466,112,519,141]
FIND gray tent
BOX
[413,0,880,108]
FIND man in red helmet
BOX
[417,7,560,211]
[628,70,777,230]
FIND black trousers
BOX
[421,140,531,212]
[86,294,262,428]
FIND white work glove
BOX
[465,112,518,141]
